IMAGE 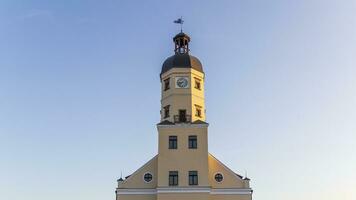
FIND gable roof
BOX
[120,155,158,185]
[209,153,244,181]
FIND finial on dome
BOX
[174,17,184,32]
[173,17,190,54]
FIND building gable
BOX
[208,154,249,189]
[119,155,158,189]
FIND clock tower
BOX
[160,32,205,123]
[156,32,210,198]
[115,31,253,200]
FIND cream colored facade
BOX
[115,32,253,200]
[160,68,206,122]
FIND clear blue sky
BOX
[1,1,355,200]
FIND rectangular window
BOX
[189,171,198,185]
[169,136,177,149]
[194,78,201,90]
[188,135,197,149]
[164,105,170,118]
[179,109,187,122]
[169,171,179,186]
[195,105,202,118]
[164,78,170,91]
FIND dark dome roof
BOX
[161,53,203,75]
[173,32,190,41]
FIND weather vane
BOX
[174,17,184,32]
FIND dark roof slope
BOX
[161,54,203,75]
[192,120,209,124]
[157,120,175,125]
[157,120,208,125]
[235,173,244,179]
[173,32,191,41]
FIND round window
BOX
[143,173,153,183]
[214,173,223,182]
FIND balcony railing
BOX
[174,114,191,123]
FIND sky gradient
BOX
[1,1,356,200]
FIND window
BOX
[169,171,178,186]
[195,108,202,117]
[195,105,202,118]
[179,109,187,122]
[189,171,198,185]
[194,78,201,90]
[143,173,153,183]
[214,173,223,182]
[164,78,170,91]
[169,136,177,149]
[164,105,170,118]
[188,135,197,149]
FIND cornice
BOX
[116,187,253,195]
[157,123,209,129]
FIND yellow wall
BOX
[157,193,210,200]
[117,66,252,200]
[117,194,156,200]
[189,70,205,122]
[160,68,205,122]
[118,156,158,189]
[208,154,246,188]
[118,193,252,200]
[211,194,252,200]
[157,125,209,187]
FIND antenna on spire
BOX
[245,170,248,178]
[174,17,184,32]
[120,171,123,179]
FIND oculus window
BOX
[214,173,224,182]
[143,173,153,183]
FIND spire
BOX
[173,17,190,54]
[174,17,184,33]
[117,171,124,182]
[244,170,250,180]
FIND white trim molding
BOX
[116,189,156,195]
[161,93,205,101]
[157,123,209,129]
[116,188,252,195]
[211,188,252,195]
[157,187,210,193]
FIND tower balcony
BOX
[174,114,191,123]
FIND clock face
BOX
[176,77,189,88]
